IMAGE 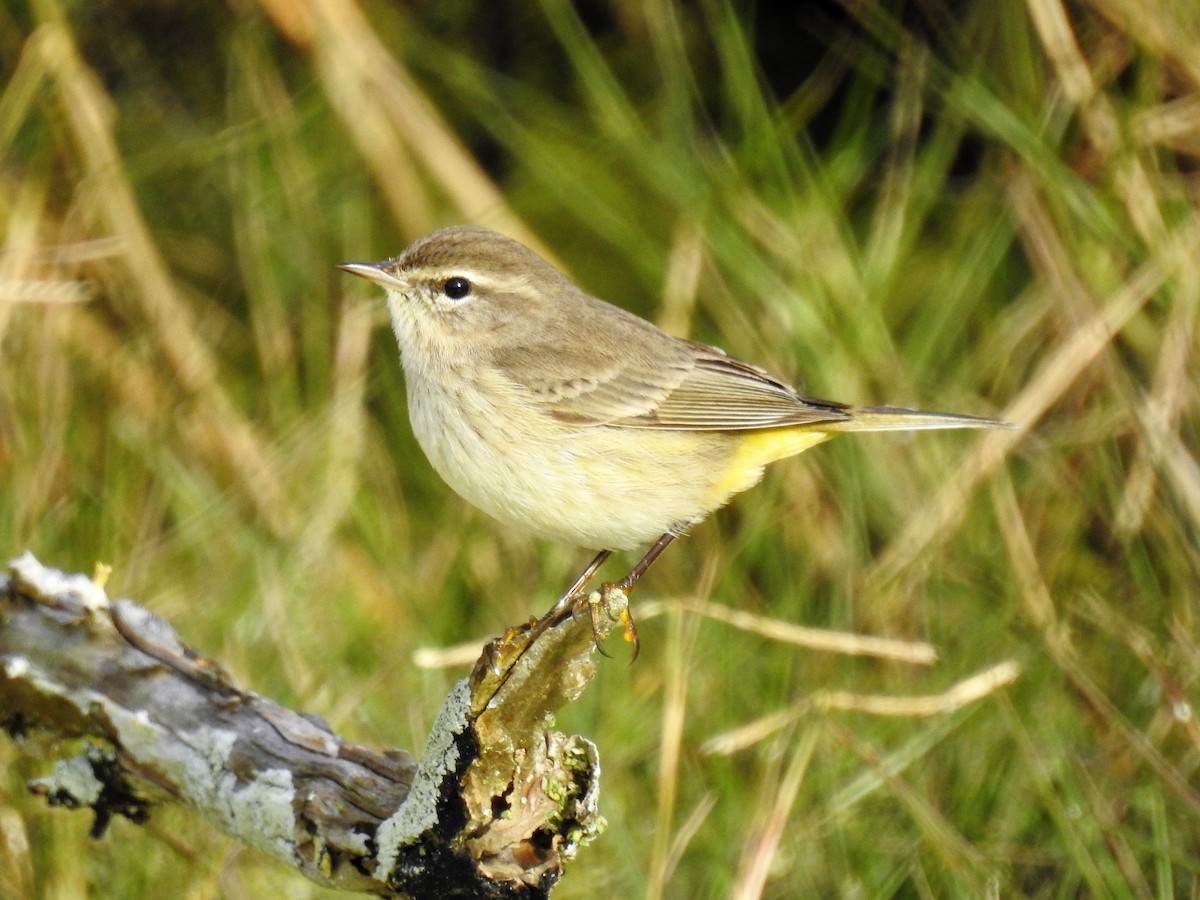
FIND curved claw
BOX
[584,592,613,658]
[619,607,640,663]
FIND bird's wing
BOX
[489,331,693,423]
[492,331,852,431]
[623,346,853,429]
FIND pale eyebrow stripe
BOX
[405,267,532,293]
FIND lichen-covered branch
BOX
[0,553,610,896]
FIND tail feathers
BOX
[821,405,1014,433]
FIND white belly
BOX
[405,373,730,551]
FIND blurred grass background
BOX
[1,0,1198,896]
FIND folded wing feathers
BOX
[508,336,1004,433]
[532,341,852,430]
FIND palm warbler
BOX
[341,226,1009,643]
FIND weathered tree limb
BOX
[0,552,613,897]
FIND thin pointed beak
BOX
[337,261,406,290]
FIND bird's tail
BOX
[822,405,1014,433]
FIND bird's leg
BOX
[542,534,678,660]
[615,532,677,592]
[550,549,612,615]
[515,550,615,662]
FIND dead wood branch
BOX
[0,553,610,897]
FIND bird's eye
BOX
[442,277,471,300]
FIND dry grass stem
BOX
[811,660,1022,717]
[703,661,1020,757]
[646,606,700,900]
[991,471,1057,632]
[639,598,939,664]
[413,640,487,670]
[730,726,819,900]
[872,224,1198,584]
